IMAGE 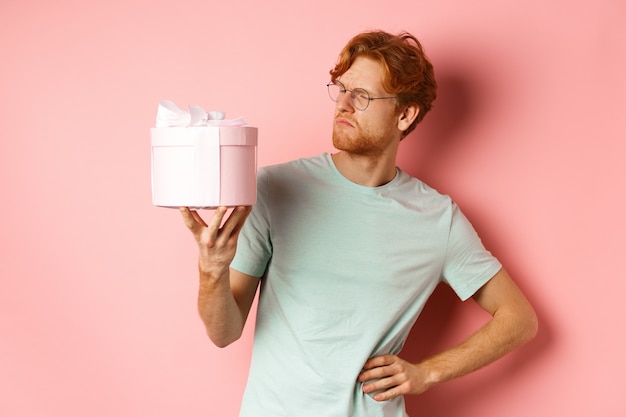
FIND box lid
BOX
[151,126,257,146]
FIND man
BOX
[180,30,537,417]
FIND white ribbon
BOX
[155,99,247,128]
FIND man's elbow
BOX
[207,328,243,348]
[210,334,240,348]
[518,305,539,345]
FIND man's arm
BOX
[181,206,260,348]
[359,268,538,400]
[196,267,260,348]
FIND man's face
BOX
[332,56,402,157]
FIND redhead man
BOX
[181,30,537,417]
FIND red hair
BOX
[330,30,437,136]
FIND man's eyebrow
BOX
[338,78,377,92]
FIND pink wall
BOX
[1,0,624,416]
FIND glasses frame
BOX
[326,79,398,111]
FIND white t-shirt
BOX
[231,153,502,417]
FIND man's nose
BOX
[336,91,355,111]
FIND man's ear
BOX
[397,104,420,133]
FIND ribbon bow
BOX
[155,100,246,127]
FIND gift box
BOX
[150,100,258,209]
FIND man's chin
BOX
[333,138,373,156]
[332,137,350,152]
[332,131,356,151]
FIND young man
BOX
[180,30,538,417]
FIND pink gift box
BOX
[150,126,258,209]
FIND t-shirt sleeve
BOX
[441,204,502,301]
[230,168,273,278]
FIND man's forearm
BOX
[197,269,246,348]
[418,303,538,388]
[360,306,537,402]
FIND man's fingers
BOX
[180,207,212,230]
[231,206,252,237]
[190,210,209,228]
[219,206,252,240]
[181,206,251,248]
[180,207,198,230]
[362,355,394,370]
[181,206,225,243]
[359,364,392,383]
[206,207,227,230]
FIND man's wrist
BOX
[416,360,444,390]
[198,263,229,286]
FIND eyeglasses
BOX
[326,79,398,111]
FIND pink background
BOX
[1,0,624,416]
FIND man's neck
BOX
[331,151,398,187]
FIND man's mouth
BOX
[335,117,354,127]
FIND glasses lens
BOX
[327,81,341,102]
[327,81,370,110]
[351,88,370,111]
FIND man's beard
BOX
[332,124,386,158]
